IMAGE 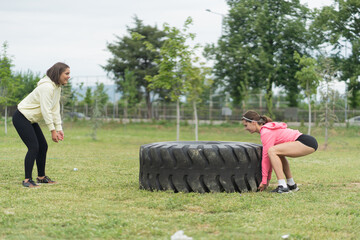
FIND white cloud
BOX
[1,0,229,76]
[1,0,334,80]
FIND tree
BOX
[318,56,338,150]
[186,62,212,140]
[0,42,16,134]
[83,87,93,117]
[12,70,40,101]
[120,69,138,119]
[93,83,109,106]
[209,0,311,117]
[312,0,360,108]
[103,16,166,119]
[145,17,196,141]
[341,41,360,109]
[60,80,77,118]
[0,43,42,135]
[294,51,321,134]
[91,83,109,140]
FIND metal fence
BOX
[2,104,359,123]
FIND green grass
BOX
[0,120,359,239]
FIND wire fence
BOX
[2,104,360,124]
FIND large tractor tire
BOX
[139,141,262,193]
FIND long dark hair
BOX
[46,62,69,85]
[242,110,272,125]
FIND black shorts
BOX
[296,134,318,151]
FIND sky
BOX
[1,0,341,91]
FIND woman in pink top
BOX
[242,110,318,193]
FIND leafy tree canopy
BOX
[103,16,166,118]
[208,0,311,113]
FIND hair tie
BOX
[258,115,265,123]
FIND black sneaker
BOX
[287,184,299,192]
[36,176,57,184]
[22,178,40,188]
[271,185,289,193]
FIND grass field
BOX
[0,120,359,239]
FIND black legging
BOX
[12,110,48,179]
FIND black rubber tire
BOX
[139,141,262,193]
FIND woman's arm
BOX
[260,130,276,185]
[39,84,56,131]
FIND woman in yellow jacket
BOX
[12,62,70,188]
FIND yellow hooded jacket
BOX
[18,76,62,132]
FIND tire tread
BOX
[140,141,262,193]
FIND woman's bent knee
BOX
[27,147,39,159]
[267,146,277,156]
[39,142,48,153]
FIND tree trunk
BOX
[265,77,273,118]
[307,94,311,135]
[4,104,8,135]
[124,100,128,119]
[162,102,166,120]
[115,102,118,118]
[113,101,116,119]
[61,102,64,120]
[92,100,99,141]
[138,104,142,119]
[307,81,311,135]
[153,103,157,120]
[176,98,180,141]
[145,90,152,119]
[193,100,198,141]
[324,81,329,150]
[104,104,107,119]
[325,108,328,150]
[209,90,212,122]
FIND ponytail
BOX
[259,115,272,124]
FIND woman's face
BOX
[242,120,258,134]
[59,68,70,85]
